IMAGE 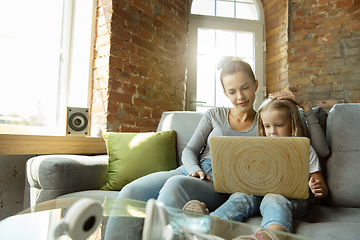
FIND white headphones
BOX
[142,199,174,240]
[48,198,103,240]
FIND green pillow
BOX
[101,130,177,191]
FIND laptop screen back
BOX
[210,136,310,199]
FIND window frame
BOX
[0,0,97,136]
[186,12,266,112]
[191,0,261,21]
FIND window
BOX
[0,0,96,135]
[187,0,266,112]
[191,0,259,20]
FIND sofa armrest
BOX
[25,154,108,208]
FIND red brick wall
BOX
[264,0,360,112]
[288,0,360,111]
[91,0,189,135]
[91,0,360,134]
[262,0,290,93]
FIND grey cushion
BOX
[326,104,360,208]
[157,111,204,166]
[295,222,360,240]
[26,155,108,206]
[301,205,360,223]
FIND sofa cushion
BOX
[26,155,109,207]
[326,104,360,208]
[295,222,360,240]
[157,111,204,166]
[101,130,177,191]
[301,205,360,223]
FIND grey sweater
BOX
[181,107,329,174]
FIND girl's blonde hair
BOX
[217,56,256,90]
[257,98,307,137]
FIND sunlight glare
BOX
[126,204,146,218]
[128,133,155,149]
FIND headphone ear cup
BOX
[63,198,103,240]
[142,199,174,240]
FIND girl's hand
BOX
[269,91,311,112]
[309,177,325,198]
[188,170,211,181]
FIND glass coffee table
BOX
[0,196,312,240]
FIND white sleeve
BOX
[309,145,321,173]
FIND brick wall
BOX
[91,0,360,131]
[289,0,360,111]
[264,0,360,112]
[262,0,289,94]
[91,0,189,135]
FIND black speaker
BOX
[66,107,89,136]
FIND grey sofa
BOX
[25,104,360,239]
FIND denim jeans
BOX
[117,159,229,211]
[210,192,308,232]
[104,160,229,239]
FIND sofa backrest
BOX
[156,108,328,168]
[326,103,360,208]
[157,111,204,166]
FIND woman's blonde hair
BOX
[257,98,307,137]
[217,56,256,90]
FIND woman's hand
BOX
[188,170,211,181]
[269,91,311,112]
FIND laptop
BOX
[209,136,310,199]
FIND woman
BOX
[117,56,329,211]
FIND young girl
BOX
[208,98,329,236]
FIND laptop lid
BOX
[210,136,310,199]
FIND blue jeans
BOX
[104,160,229,239]
[117,159,229,211]
[211,192,308,232]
